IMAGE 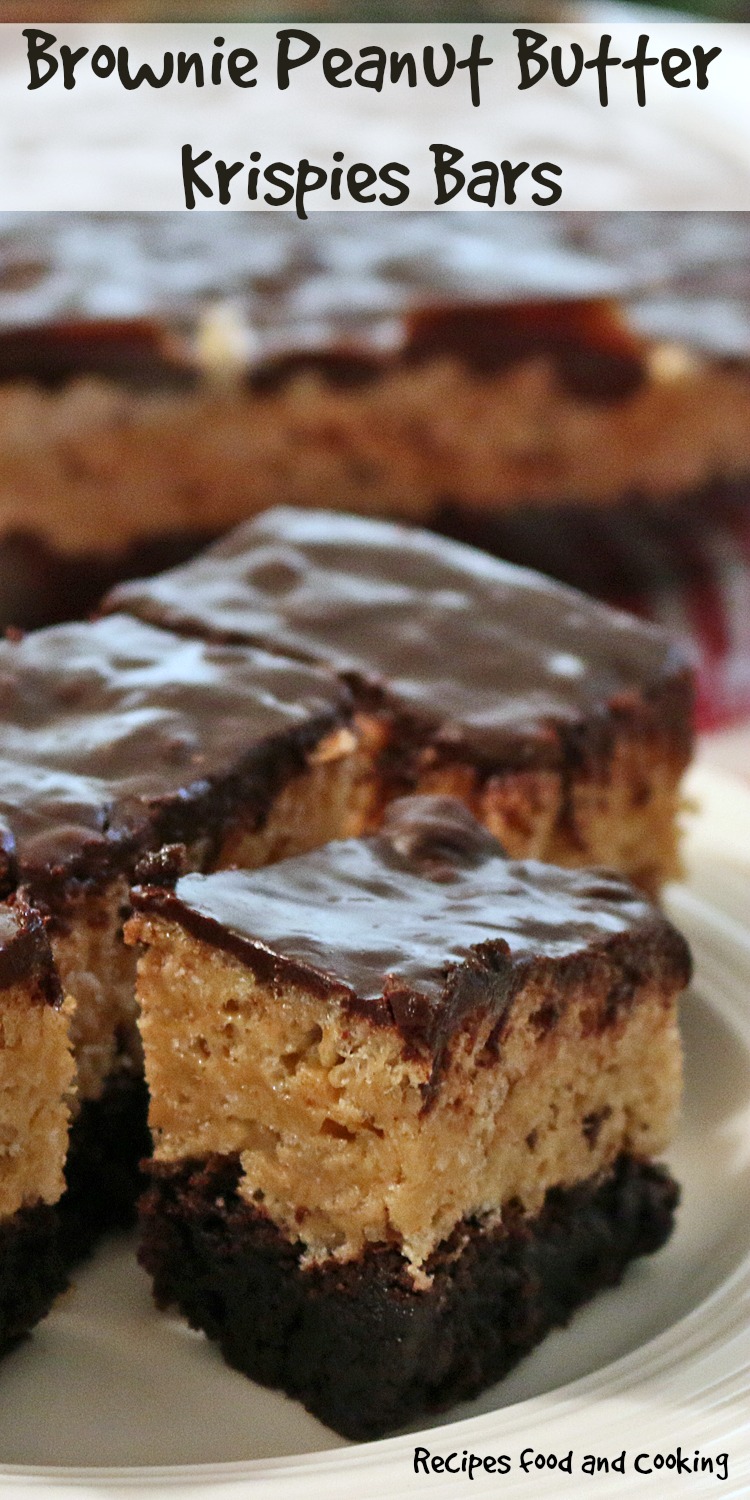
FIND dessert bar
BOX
[2,295,750,586]
[131,796,689,1439]
[108,507,694,895]
[0,897,74,1348]
[0,612,355,1250]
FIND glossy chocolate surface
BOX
[404,299,644,400]
[0,613,349,900]
[133,796,691,1055]
[4,214,750,363]
[107,507,691,769]
[0,320,192,392]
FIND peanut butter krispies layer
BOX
[0,899,74,1222]
[4,300,750,556]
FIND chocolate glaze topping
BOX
[403,300,645,401]
[107,508,692,770]
[0,614,350,905]
[379,795,502,880]
[0,301,644,406]
[132,796,691,1065]
[6,214,750,367]
[244,297,646,401]
[0,896,61,1004]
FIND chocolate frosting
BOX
[403,299,644,401]
[0,319,192,392]
[0,613,350,903]
[0,896,61,1004]
[132,795,691,1065]
[107,507,691,769]
[0,299,644,405]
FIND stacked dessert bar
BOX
[1,213,749,747]
[107,506,693,896]
[1,284,750,634]
[131,796,688,1439]
[0,506,694,1437]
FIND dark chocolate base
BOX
[0,1201,69,1356]
[139,1153,678,1441]
[59,1071,151,1263]
[0,1071,151,1357]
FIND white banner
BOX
[1,22,749,211]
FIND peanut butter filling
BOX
[55,738,357,1105]
[351,715,686,897]
[1,349,749,552]
[0,984,74,1220]
[131,917,682,1274]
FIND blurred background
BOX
[0,210,749,786]
[0,209,749,783]
[3,0,749,19]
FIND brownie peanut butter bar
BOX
[0,613,355,1251]
[131,796,688,1439]
[0,897,74,1348]
[4,287,750,581]
[108,507,694,895]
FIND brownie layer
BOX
[58,1072,151,1264]
[0,527,217,635]
[437,477,750,603]
[0,1200,70,1358]
[139,1152,678,1441]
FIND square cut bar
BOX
[107,506,694,895]
[130,796,690,1439]
[0,897,74,1349]
[0,613,355,1253]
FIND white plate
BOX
[0,763,748,1499]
